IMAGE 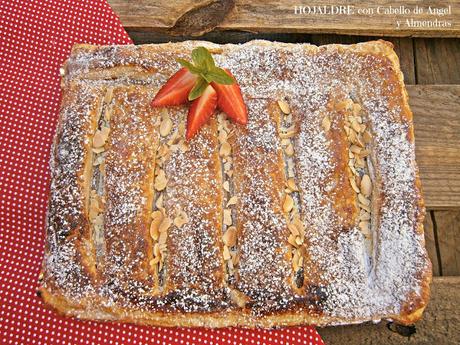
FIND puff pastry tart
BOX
[39,40,431,327]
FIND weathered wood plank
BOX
[110,0,460,37]
[388,37,416,84]
[434,211,460,275]
[409,85,460,209]
[318,276,460,345]
[414,38,460,84]
[425,211,441,276]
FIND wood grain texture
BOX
[434,211,460,275]
[414,38,460,84]
[424,211,441,276]
[318,277,460,345]
[409,85,460,208]
[109,0,460,37]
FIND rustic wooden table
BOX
[109,1,460,343]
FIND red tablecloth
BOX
[0,1,324,344]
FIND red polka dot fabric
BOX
[0,1,324,344]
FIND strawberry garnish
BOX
[151,46,248,140]
[211,69,248,125]
[186,85,217,140]
[151,68,198,107]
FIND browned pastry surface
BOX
[39,40,431,327]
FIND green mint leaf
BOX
[192,47,215,72]
[205,67,234,85]
[176,58,202,74]
[201,73,214,84]
[188,77,208,101]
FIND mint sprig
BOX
[176,46,234,101]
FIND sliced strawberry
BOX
[151,68,198,107]
[211,69,248,125]
[186,85,217,140]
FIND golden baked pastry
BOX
[39,40,431,327]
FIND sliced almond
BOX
[348,129,357,144]
[154,170,168,191]
[350,145,361,154]
[363,130,372,144]
[287,160,295,178]
[93,127,110,148]
[153,243,161,258]
[286,178,298,192]
[224,161,232,172]
[226,196,238,207]
[288,223,300,236]
[358,193,370,206]
[155,194,164,209]
[359,149,371,158]
[351,120,361,133]
[226,170,233,177]
[337,99,353,111]
[173,210,188,228]
[223,181,230,192]
[279,130,296,139]
[158,231,168,245]
[283,194,294,213]
[360,210,371,221]
[360,203,371,213]
[232,251,240,265]
[230,289,247,308]
[218,129,228,143]
[360,174,372,197]
[281,138,291,147]
[352,103,362,116]
[322,116,331,131]
[178,121,186,136]
[349,177,360,193]
[223,245,231,260]
[160,115,172,137]
[159,217,172,233]
[223,226,237,247]
[220,142,231,157]
[278,100,291,114]
[150,257,160,266]
[223,209,232,226]
[292,250,300,271]
[288,234,299,248]
[92,147,105,154]
[149,218,161,241]
[355,156,365,168]
[359,221,371,236]
[285,143,294,157]
[295,236,303,246]
[292,216,305,237]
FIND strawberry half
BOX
[211,69,248,125]
[186,85,217,140]
[151,68,198,107]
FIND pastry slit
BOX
[89,87,113,272]
[217,114,239,286]
[150,109,176,289]
[341,97,375,261]
[80,92,106,279]
[277,100,305,289]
